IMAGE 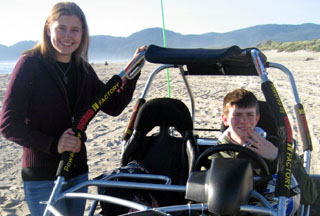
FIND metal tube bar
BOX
[99,173,171,184]
[277,197,287,216]
[178,65,195,123]
[304,150,312,174]
[56,180,186,203]
[140,64,196,123]
[87,200,98,216]
[46,205,63,216]
[155,203,208,212]
[43,176,65,216]
[250,49,269,82]
[140,64,176,99]
[250,190,273,209]
[240,205,277,215]
[268,62,300,104]
[64,193,149,211]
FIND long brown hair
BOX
[25,2,89,65]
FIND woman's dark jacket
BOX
[0,53,139,181]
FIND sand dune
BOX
[0,50,319,215]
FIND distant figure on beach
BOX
[0,2,146,215]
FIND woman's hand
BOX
[57,128,81,154]
[245,129,278,161]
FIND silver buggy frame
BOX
[44,45,317,216]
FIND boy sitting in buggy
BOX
[213,88,317,213]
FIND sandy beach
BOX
[0,50,319,215]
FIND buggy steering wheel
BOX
[194,144,270,177]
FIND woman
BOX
[0,2,146,215]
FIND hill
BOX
[257,39,320,52]
[0,23,320,61]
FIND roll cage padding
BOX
[262,81,293,198]
[294,103,313,151]
[122,98,146,142]
[145,45,242,65]
[57,75,122,178]
[145,44,267,76]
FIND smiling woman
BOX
[0,2,146,216]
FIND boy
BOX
[217,88,317,205]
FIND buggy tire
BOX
[309,174,320,216]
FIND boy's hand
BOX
[245,129,278,161]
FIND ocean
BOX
[0,61,16,74]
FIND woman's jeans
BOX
[24,172,88,216]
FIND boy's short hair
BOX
[223,88,259,116]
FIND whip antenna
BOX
[161,0,171,97]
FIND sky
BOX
[0,0,319,46]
